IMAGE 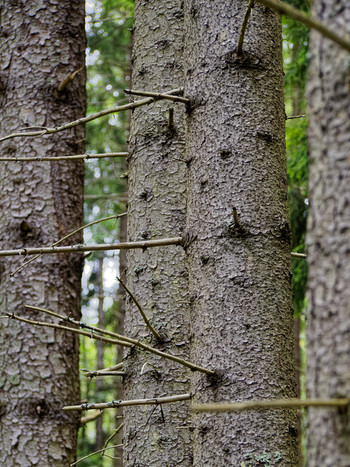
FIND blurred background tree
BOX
[78,1,133,465]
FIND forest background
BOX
[79,0,309,465]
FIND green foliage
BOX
[78,1,132,465]
[283,0,310,317]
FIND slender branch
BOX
[286,115,306,120]
[102,423,124,456]
[192,398,349,412]
[237,0,255,55]
[255,0,350,53]
[124,88,190,104]
[291,252,307,259]
[83,371,126,377]
[0,89,184,143]
[10,213,127,276]
[116,276,162,341]
[70,444,123,466]
[81,362,124,378]
[63,393,192,411]
[80,410,103,425]
[5,313,133,347]
[0,152,128,162]
[0,237,183,257]
[24,305,214,374]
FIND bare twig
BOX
[80,410,103,425]
[5,313,133,347]
[124,88,190,104]
[0,89,184,143]
[58,67,83,92]
[291,252,307,259]
[255,0,350,53]
[81,362,124,378]
[83,371,126,377]
[237,0,255,55]
[286,115,306,120]
[63,393,192,411]
[70,444,123,466]
[102,423,124,457]
[0,237,183,258]
[192,398,349,412]
[116,276,162,340]
[0,152,128,162]
[24,305,214,374]
[10,213,127,276]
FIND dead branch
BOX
[63,393,192,411]
[0,152,128,162]
[10,213,127,276]
[255,0,350,53]
[5,313,133,347]
[0,89,185,143]
[24,305,214,375]
[80,410,103,425]
[237,0,255,55]
[0,237,183,257]
[116,276,162,340]
[192,398,349,412]
[124,88,189,104]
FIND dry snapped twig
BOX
[255,0,350,53]
[63,393,192,411]
[102,423,124,458]
[0,152,128,162]
[24,305,214,375]
[58,66,84,92]
[124,88,190,104]
[116,276,162,340]
[0,88,185,143]
[286,115,306,120]
[237,0,255,55]
[70,444,123,466]
[291,252,307,259]
[5,313,132,347]
[84,371,125,377]
[10,213,127,276]
[0,237,183,258]
[80,410,103,425]
[192,398,349,412]
[82,363,124,378]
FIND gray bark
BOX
[0,1,85,465]
[184,1,298,465]
[123,1,192,466]
[306,0,350,465]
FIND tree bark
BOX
[0,1,85,465]
[306,1,350,465]
[96,255,105,451]
[184,1,298,464]
[123,1,192,465]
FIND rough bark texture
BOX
[0,1,85,465]
[123,1,192,466]
[184,1,298,465]
[306,1,350,465]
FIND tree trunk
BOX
[306,1,350,465]
[0,1,85,465]
[96,254,105,451]
[123,1,192,465]
[184,1,298,464]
